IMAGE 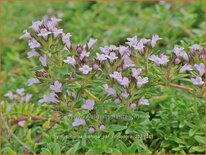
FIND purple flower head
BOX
[110,71,122,81]
[16,88,25,96]
[18,120,26,127]
[79,65,92,74]
[96,53,107,61]
[118,77,130,88]
[119,46,131,56]
[50,80,62,93]
[100,46,110,55]
[64,56,76,67]
[88,127,95,134]
[106,52,118,63]
[149,54,169,66]
[4,91,14,99]
[139,96,149,105]
[126,36,138,47]
[114,98,121,104]
[39,93,59,103]
[191,76,204,86]
[151,35,162,48]
[132,68,142,79]
[28,78,40,86]
[103,84,116,96]
[194,63,205,76]
[179,64,192,73]
[121,91,129,99]
[173,46,189,61]
[38,28,51,39]
[29,39,41,49]
[109,45,118,51]
[130,103,137,109]
[122,55,135,69]
[72,118,86,127]
[23,94,32,103]
[93,64,100,70]
[20,30,31,39]
[174,58,181,65]
[62,33,72,48]
[99,124,105,131]
[30,20,42,32]
[87,38,97,49]
[190,44,202,54]
[80,50,90,60]
[27,49,39,58]
[82,99,95,111]
[140,38,151,44]
[136,76,148,88]
[52,28,63,38]
[39,55,47,67]
[134,40,145,53]
[47,17,61,30]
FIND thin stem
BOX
[158,82,194,92]
[1,114,36,154]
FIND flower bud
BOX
[93,64,99,70]
[76,45,83,53]
[130,103,137,109]
[88,127,95,134]
[99,124,105,131]
[114,98,121,104]
[174,58,181,64]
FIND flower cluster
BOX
[4,17,204,134]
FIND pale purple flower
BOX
[140,38,151,44]
[174,58,181,64]
[64,56,76,66]
[99,124,105,131]
[121,91,129,99]
[39,93,59,103]
[103,84,116,96]
[109,45,118,51]
[100,46,110,55]
[139,96,149,105]
[4,91,14,99]
[126,36,138,47]
[119,46,131,56]
[82,99,95,111]
[52,28,63,38]
[134,41,145,53]
[114,98,121,104]
[106,52,118,62]
[28,78,40,86]
[50,80,62,93]
[87,38,97,49]
[23,94,32,103]
[179,64,192,73]
[151,35,162,48]
[16,88,25,96]
[110,71,122,80]
[190,44,201,53]
[47,17,61,30]
[62,33,72,48]
[27,49,39,58]
[132,68,142,79]
[39,55,47,67]
[118,77,130,88]
[122,55,135,68]
[28,39,41,49]
[72,118,86,127]
[19,30,31,39]
[93,64,99,70]
[96,53,107,61]
[80,50,90,60]
[38,28,51,39]
[136,76,149,88]
[173,46,189,61]
[194,63,205,76]
[30,20,42,32]
[130,103,137,109]
[79,65,92,74]
[149,54,169,66]
[191,76,204,85]
[88,127,95,134]
[18,120,26,127]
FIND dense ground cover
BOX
[1,1,205,154]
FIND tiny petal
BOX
[132,68,142,79]
[72,118,86,127]
[79,65,92,74]
[87,38,97,49]
[20,30,31,39]
[39,93,58,103]
[28,78,40,86]
[136,76,148,88]
[4,91,14,99]
[194,63,205,76]
[16,88,25,96]
[191,76,204,85]
[29,39,41,49]
[103,84,116,96]
[30,20,42,32]
[64,56,76,66]
[50,80,62,93]
[18,120,26,127]
[151,34,162,48]
[39,55,47,67]
[82,99,95,111]
[139,96,149,105]
[27,50,39,58]
[179,64,192,73]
